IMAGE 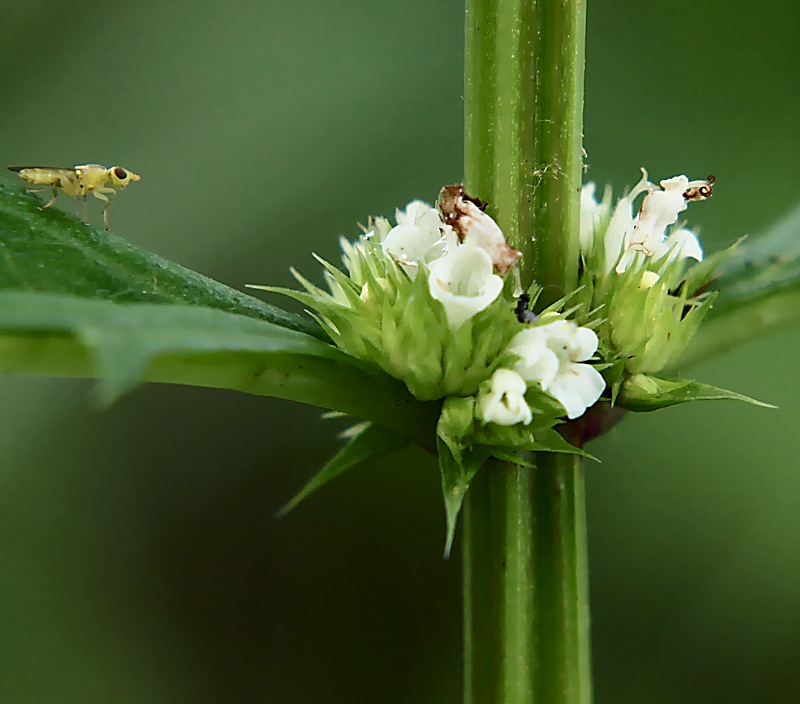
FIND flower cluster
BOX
[577,169,721,376]
[581,168,711,278]
[259,170,767,552]
[261,189,606,431]
[256,168,752,465]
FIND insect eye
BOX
[113,167,128,180]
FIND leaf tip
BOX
[274,499,298,520]
[91,376,140,409]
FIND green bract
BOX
[260,236,518,401]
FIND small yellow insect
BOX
[7,164,141,231]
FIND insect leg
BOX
[93,189,113,231]
[75,194,90,224]
[40,185,59,210]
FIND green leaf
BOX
[276,422,409,517]
[435,396,491,557]
[482,427,599,463]
[0,290,440,448]
[617,373,776,412]
[678,201,800,368]
[0,181,317,336]
[437,436,489,559]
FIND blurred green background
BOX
[1,1,799,702]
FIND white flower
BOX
[613,173,710,274]
[395,200,440,228]
[507,326,560,388]
[427,245,504,330]
[438,185,521,274]
[508,318,606,420]
[477,369,533,426]
[580,183,609,253]
[617,226,704,274]
[603,169,651,273]
[380,200,456,275]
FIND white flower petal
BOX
[580,183,609,253]
[604,169,651,272]
[568,327,599,362]
[630,187,687,249]
[427,245,504,330]
[382,202,449,274]
[546,363,606,420]
[478,369,533,426]
[491,367,527,395]
[615,247,646,274]
[439,187,522,274]
[382,224,432,262]
[659,175,690,192]
[509,328,561,388]
[537,319,598,363]
[395,200,435,225]
[657,227,704,264]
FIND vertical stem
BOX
[463,457,592,704]
[465,0,586,294]
[463,1,590,703]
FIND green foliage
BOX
[0,185,442,448]
[618,373,775,412]
[0,291,439,442]
[276,422,409,517]
[0,183,316,334]
[679,202,800,368]
[435,396,595,556]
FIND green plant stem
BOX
[466,0,586,295]
[463,456,592,704]
[463,0,590,703]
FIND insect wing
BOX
[7,166,77,173]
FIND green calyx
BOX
[263,236,521,401]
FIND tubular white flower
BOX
[395,200,440,228]
[614,174,708,274]
[546,364,607,420]
[477,369,533,426]
[507,327,560,389]
[427,245,504,330]
[381,200,455,275]
[628,175,690,252]
[508,318,606,420]
[604,169,651,272]
[438,186,521,274]
[580,183,609,253]
[459,202,521,275]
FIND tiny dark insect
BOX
[515,293,538,324]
